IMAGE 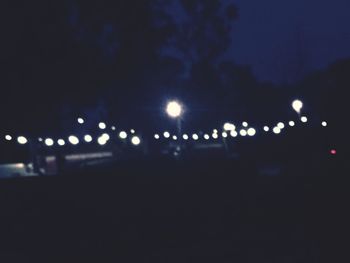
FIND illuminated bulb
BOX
[273,127,281,134]
[166,101,182,118]
[289,121,295,127]
[192,134,199,140]
[322,121,327,127]
[212,133,219,139]
[98,122,106,129]
[131,136,141,146]
[68,135,79,145]
[222,132,228,138]
[84,135,93,143]
[163,131,170,138]
[57,139,65,146]
[242,122,248,127]
[239,129,247,136]
[44,138,54,146]
[172,135,177,140]
[5,135,12,141]
[77,118,84,124]
[17,136,28,145]
[119,131,128,139]
[182,134,189,140]
[247,128,256,136]
[204,134,210,140]
[230,130,238,137]
[301,116,308,123]
[277,122,285,129]
[154,134,160,139]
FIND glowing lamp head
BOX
[163,131,170,138]
[84,135,93,143]
[131,136,141,146]
[223,123,235,131]
[172,135,177,140]
[277,122,285,129]
[182,134,189,140]
[230,130,238,137]
[57,139,65,146]
[44,138,54,146]
[212,133,219,139]
[301,116,308,123]
[17,136,28,145]
[68,135,79,145]
[289,121,295,127]
[192,134,199,140]
[242,122,248,127]
[263,126,269,132]
[322,121,327,127]
[222,132,228,138]
[97,136,107,145]
[77,118,84,124]
[119,131,128,139]
[98,122,106,129]
[154,134,160,140]
[5,135,12,141]
[239,129,247,137]
[273,127,281,134]
[292,99,303,113]
[166,101,182,118]
[247,128,256,136]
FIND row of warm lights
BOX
[4,132,141,146]
[154,118,328,141]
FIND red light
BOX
[330,149,337,155]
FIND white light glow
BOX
[192,134,199,140]
[213,129,218,134]
[222,132,228,138]
[239,129,247,136]
[277,122,285,129]
[101,133,110,141]
[292,99,303,113]
[77,118,84,124]
[273,127,281,134]
[212,133,219,139]
[17,136,28,145]
[57,139,65,146]
[322,121,327,127]
[204,134,210,140]
[68,135,79,145]
[166,101,182,118]
[242,122,248,127]
[119,131,128,139]
[131,136,141,146]
[97,136,107,145]
[230,130,238,137]
[172,135,177,140]
[38,137,43,142]
[84,135,93,143]
[163,131,170,138]
[5,135,12,141]
[44,138,54,146]
[154,134,160,139]
[247,128,256,136]
[98,122,106,129]
[183,134,189,140]
[263,126,269,132]
[223,123,235,131]
[130,129,135,134]
[301,116,308,123]
[111,126,116,131]
[289,121,295,127]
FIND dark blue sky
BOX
[229,0,350,84]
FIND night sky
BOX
[231,0,350,83]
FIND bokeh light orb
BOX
[44,138,54,146]
[84,135,93,143]
[239,129,247,137]
[163,131,170,138]
[17,136,28,145]
[57,139,65,146]
[131,136,141,146]
[166,101,182,118]
[68,135,79,145]
[292,99,303,113]
[273,127,281,134]
[247,128,256,136]
[5,135,12,141]
[119,131,128,139]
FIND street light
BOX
[212,133,219,139]
[163,131,170,138]
[5,135,12,141]
[131,136,141,146]
[68,135,79,145]
[204,134,210,140]
[273,127,281,134]
[44,138,54,146]
[247,128,256,136]
[97,136,107,145]
[154,134,160,139]
[292,99,303,114]
[301,116,308,123]
[322,121,327,127]
[230,130,238,137]
[239,129,247,136]
[263,126,269,132]
[222,132,228,138]
[192,134,199,140]
[223,123,235,131]
[57,139,65,146]
[242,122,248,127]
[99,122,106,129]
[77,117,84,124]
[182,134,189,140]
[84,135,93,143]
[277,122,285,129]
[17,136,28,145]
[289,121,295,127]
[166,101,182,118]
[119,131,128,139]
[172,135,177,140]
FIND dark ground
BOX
[0,158,347,262]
